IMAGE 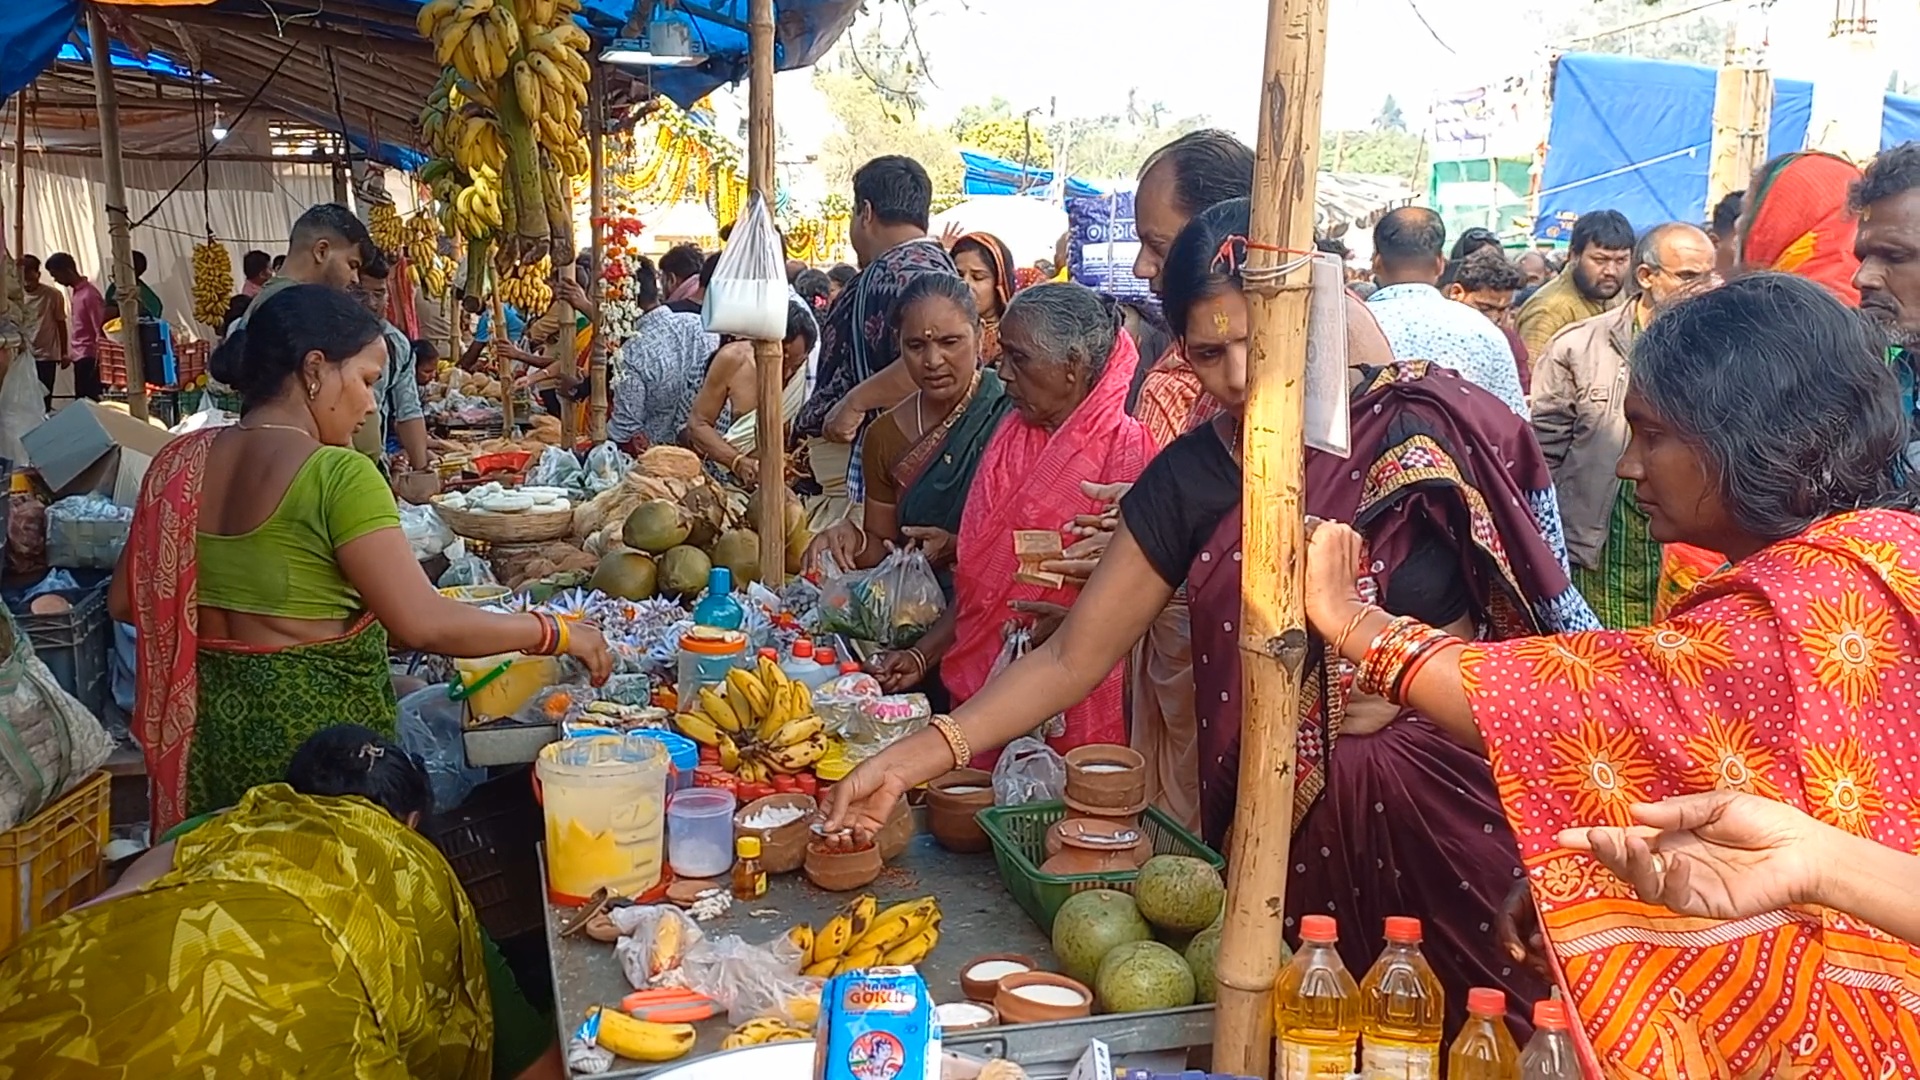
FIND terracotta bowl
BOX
[933,1001,1000,1033]
[995,972,1093,1024]
[1064,791,1150,820]
[926,769,996,853]
[876,797,915,862]
[1063,744,1147,810]
[1042,817,1152,871]
[804,840,882,892]
[959,953,1037,1002]
[1045,812,1143,858]
[734,793,817,875]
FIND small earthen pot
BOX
[926,769,996,853]
[1043,818,1152,869]
[1045,812,1143,857]
[876,797,915,862]
[995,972,1093,1024]
[959,953,1037,1002]
[933,1001,1000,1033]
[734,793,817,875]
[1063,744,1147,810]
[1039,820,1149,876]
[1063,792,1150,820]
[804,840,882,892]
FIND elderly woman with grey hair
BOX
[865,281,1157,752]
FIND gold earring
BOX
[308,383,319,399]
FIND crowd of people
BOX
[7,121,1920,1077]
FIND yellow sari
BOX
[0,785,493,1079]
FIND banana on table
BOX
[792,894,943,978]
[674,656,832,784]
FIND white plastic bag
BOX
[990,623,1064,740]
[991,736,1066,807]
[702,195,787,339]
[0,355,46,464]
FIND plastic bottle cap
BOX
[1467,988,1506,1016]
[793,639,815,659]
[1383,916,1422,944]
[1532,999,1567,1029]
[709,567,733,592]
[758,647,779,660]
[736,835,762,858]
[840,661,860,673]
[1298,914,1338,943]
[817,647,837,665]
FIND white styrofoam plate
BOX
[643,1039,816,1080]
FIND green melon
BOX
[1183,926,1221,1004]
[623,501,689,554]
[1094,940,1196,1013]
[1133,855,1225,934]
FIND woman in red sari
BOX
[1304,273,1920,1076]
[865,283,1155,751]
[109,285,611,834]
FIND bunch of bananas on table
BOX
[789,895,942,978]
[584,1007,696,1062]
[673,656,830,783]
[497,254,553,314]
[720,1016,814,1050]
[189,240,232,329]
[368,200,405,255]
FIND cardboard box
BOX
[21,402,174,504]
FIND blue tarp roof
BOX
[959,149,1105,200]
[1536,51,1920,241]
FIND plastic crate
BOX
[98,337,209,391]
[976,800,1225,934]
[9,582,111,719]
[427,772,545,941]
[0,770,110,955]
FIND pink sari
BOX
[945,330,1154,751]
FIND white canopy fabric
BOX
[931,196,1069,266]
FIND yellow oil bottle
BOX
[1272,914,1361,1079]
[1358,916,1444,1078]
[1447,988,1520,1080]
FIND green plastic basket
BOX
[976,800,1225,934]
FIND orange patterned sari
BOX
[1462,508,1920,1078]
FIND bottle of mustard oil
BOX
[1518,999,1580,1080]
[1448,988,1521,1080]
[1272,914,1361,1079]
[1358,916,1444,1078]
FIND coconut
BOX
[623,500,689,554]
[711,528,762,585]
[1050,889,1152,985]
[1133,855,1226,934]
[1094,940,1196,1013]
[657,545,713,599]
[1183,926,1221,1004]
[589,550,658,601]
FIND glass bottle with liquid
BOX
[1519,999,1579,1079]
[1272,914,1361,1079]
[1358,916,1445,1078]
[1448,988,1520,1080]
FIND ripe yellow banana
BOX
[698,686,742,733]
[589,1008,695,1062]
[802,956,839,978]
[416,0,461,38]
[771,717,824,749]
[717,732,740,771]
[488,5,520,55]
[511,61,543,120]
[814,909,855,962]
[834,945,883,976]
[756,683,791,743]
[673,712,721,746]
[791,679,814,718]
[435,16,473,66]
[787,923,815,967]
[854,897,940,952]
[459,0,496,16]
[766,734,828,773]
[726,668,770,720]
[881,926,939,967]
[757,655,789,693]
[846,894,877,940]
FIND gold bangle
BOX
[555,616,572,656]
[1331,604,1378,659]
[930,714,971,769]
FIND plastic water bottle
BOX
[1447,988,1519,1080]
[780,638,831,687]
[1359,917,1444,1078]
[692,568,744,630]
[1518,1000,1579,1079]
[1272,915,1360,1078]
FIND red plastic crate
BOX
[98,338,209,392]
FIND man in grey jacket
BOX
[1531,221,1718,628]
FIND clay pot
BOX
[1045,811,1142,858]
[959,953,1037,1002]
[1063,744,1146,810]
[734,793,817,875]
[804,840,883,892]
[876,798,915,862]
[994,972,1093,1024]
[926,769,995,853]
[1039,818,1149,876]
[933,1001,1000,1032]
[1043,818,1152,869]
[1064,792,1150,820]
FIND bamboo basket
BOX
[430,497,575,544]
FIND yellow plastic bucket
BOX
[452,652,561,719]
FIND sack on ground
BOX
[0,601,115,831]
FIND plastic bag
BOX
[611,904,706,989]
[0,354,47,464]
[437,539,497,587]
[397,683,485,812]
[702,195,788,339]
[400,502,455,562]
[677,932,817,1025]
[989,624,1064,740]
[816,546,947,648]
[992,736,1065,807]
[529,445,586,490]
[0,601,116,831]
[45,494,133,570]
[583,441,630,495]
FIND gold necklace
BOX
[238,422,315,438]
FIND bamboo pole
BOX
[748,0,785,585]
[1213,0,1328,1073]
[491,291,514,433]
[89,7,146,421]
[13,90,26,258]
[587,62,608,444]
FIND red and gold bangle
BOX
[1330,604,1379,659]
[529,613,552,655]
[929,714,971,769]
[1389,633,1457,704]
[1355,616,1437,697]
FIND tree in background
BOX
[1550,0,1731,65]
[812,29,963,194]
[1374,95,1406,132]
[951,98,1054,168]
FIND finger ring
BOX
[1649,852,1667,877]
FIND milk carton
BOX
[814,967,942,1080]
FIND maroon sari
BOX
[1186,363,1595,1041]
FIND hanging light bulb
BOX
[210,105,229,142]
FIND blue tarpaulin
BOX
[1535,51,1920,241]
[960,149,1105,200]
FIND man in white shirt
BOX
[1364,207,1528,417]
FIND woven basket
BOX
[430,497,574,544]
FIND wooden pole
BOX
[13,90,26,258]
[1214,0,1327,1074]
[1707,65,1771,209]
[748,0,785,585]
[491,291,514,434]
[587,62,608,444]
[89,7,146,421]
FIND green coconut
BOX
[588,551,657,601]
[1094,940,1196,1013]
[1051,889,1153,985]
[657,545,713,599]
[1183,926,1221,1004]
[623,500,689,554]
[1133,855,1226,934]
[710,528,762,585]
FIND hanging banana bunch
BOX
[368,201,406,255]
[190,239,232,329]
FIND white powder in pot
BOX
[935,1002,995,1027]
[939,784,987,795]
[1009,984,1086,1007]
[1077,763,1131,773]
[966,959,1030,981]
[742,804,809,829]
